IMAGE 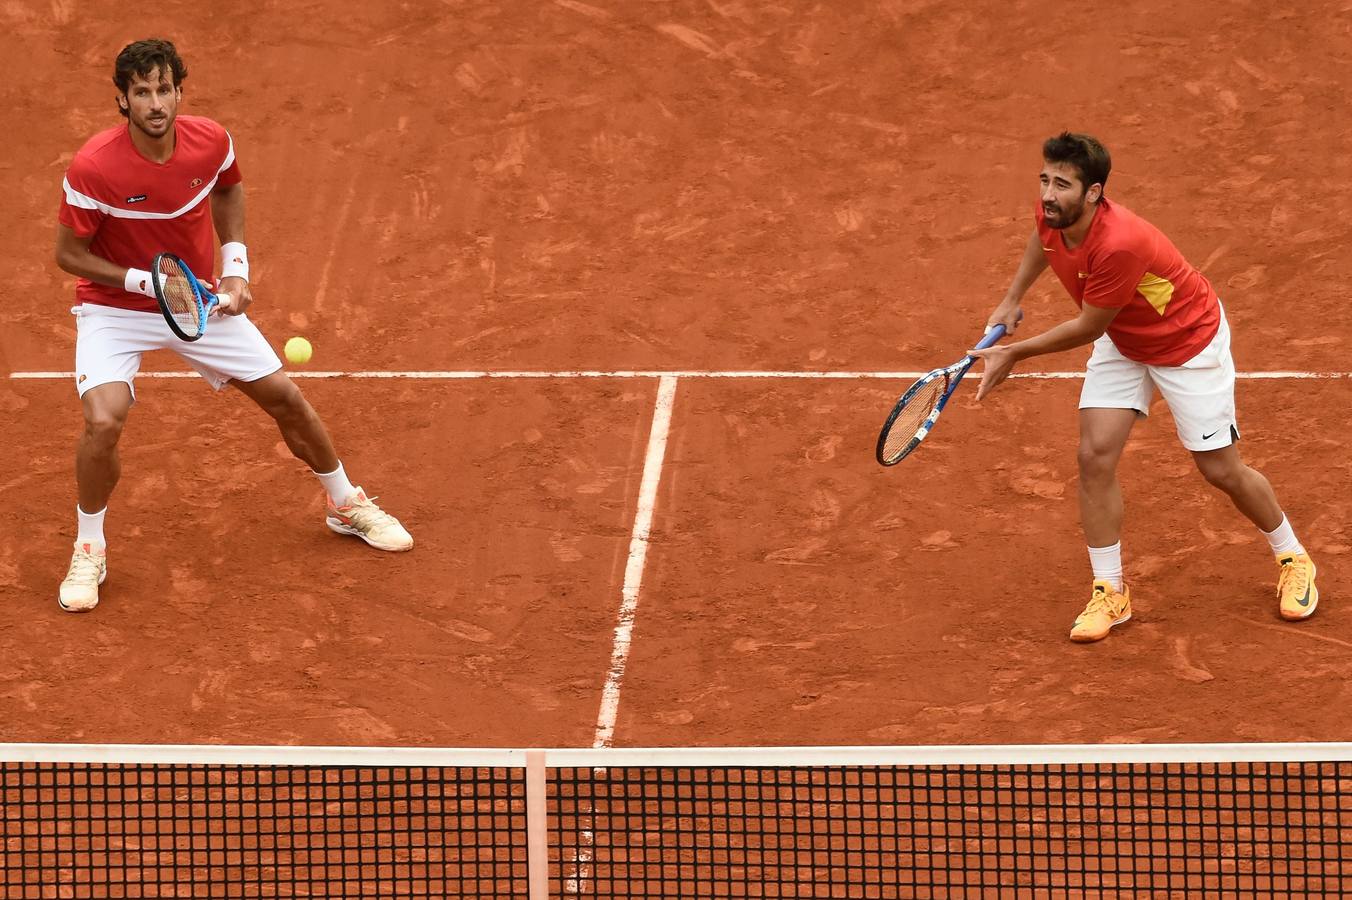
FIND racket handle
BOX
[973,324,1006,350]
[208,294,222,309]
[973,310,1024,350]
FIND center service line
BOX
[593,374,679,749]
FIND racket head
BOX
[151,253,209,342]
[875,369,951,465]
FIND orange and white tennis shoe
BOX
[325,488,413,552]
[1069,580,1131,642]
[58,541,107,612]
[1276,552,1318,620]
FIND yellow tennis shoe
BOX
[325,488,413,552]
[1276,552,1318,620]
[58,541,107,612]
[1070,580,1131,642]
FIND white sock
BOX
[1088,542,1124,591]
[1261,514,1305,557]
[314,462,358,505]
[77,505,106,547]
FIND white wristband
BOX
[125,268,157,298]
[220,242,249,281]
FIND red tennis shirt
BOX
[1036,199,1220,366]
[58,115,241,313]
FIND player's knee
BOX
[256,380,303,420]
[83,408,127,449]
[1077,443,1117,481]
[1197,458,1244,493]
[273,388,314,426]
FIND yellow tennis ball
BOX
[284,336,313,365]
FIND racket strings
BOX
[881,375,946,462]
[156,257,203,332]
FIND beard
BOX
[1042,198,1086,230]
[132,111,173,139]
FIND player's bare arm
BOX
[210,182,251,316]
[54,224,128,289]
[969,303,1119,401]
[986,229,1050,334]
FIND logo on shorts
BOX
[125,194,147,204]
[78,374,87,384]
[1202,429,1220,440]
[189,177,203,188]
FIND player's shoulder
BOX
[1092,200,1154,255]
[177,115,236,160]
[69,125,127,171]
[65,125,129,193]
[176,114,229,139]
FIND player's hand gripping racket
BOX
[150,253,222,342]
[875,318,1018,466]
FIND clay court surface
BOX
[3,0,1352,752]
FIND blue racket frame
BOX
[875,323,1009,466]
[150,253,221,343]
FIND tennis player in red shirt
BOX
[53,39,413,613]
[970,132,1316,641]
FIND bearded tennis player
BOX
[53,39,414,613]
[968,132,1316,641]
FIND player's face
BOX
[119,67,180,140]
[1039,161,1099,229]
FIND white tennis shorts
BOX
[1079,305,1238,452]
[72,304,282,398]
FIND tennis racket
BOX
[875,320,1016,466]
[150,253,221,342]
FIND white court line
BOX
[593,375,678,750]
[10,370,1352,380]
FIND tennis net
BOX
[2,742,1349,897]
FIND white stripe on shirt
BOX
[62,132,237,221]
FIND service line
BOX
[11,370,1351,381]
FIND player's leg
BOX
[1071,407,1138,642]
[61,305,154,613]
[1069,334,1150,642]
[173,309,413,552]
[61,382,133,612]
[1190,444,1315,618]
[1191,444,1281,530]
[231,370,413,551]
[1078,407,1138,550]
[1156,307,1315,619]
[76,382,134,516]
[231,369,338,473]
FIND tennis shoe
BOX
[58,541,107,613]
[325,488,413,552]
[1276,552,1318,620]
[1070,580,1131,642]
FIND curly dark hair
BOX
[1042,132,1111,196]
[113,39,188,118]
